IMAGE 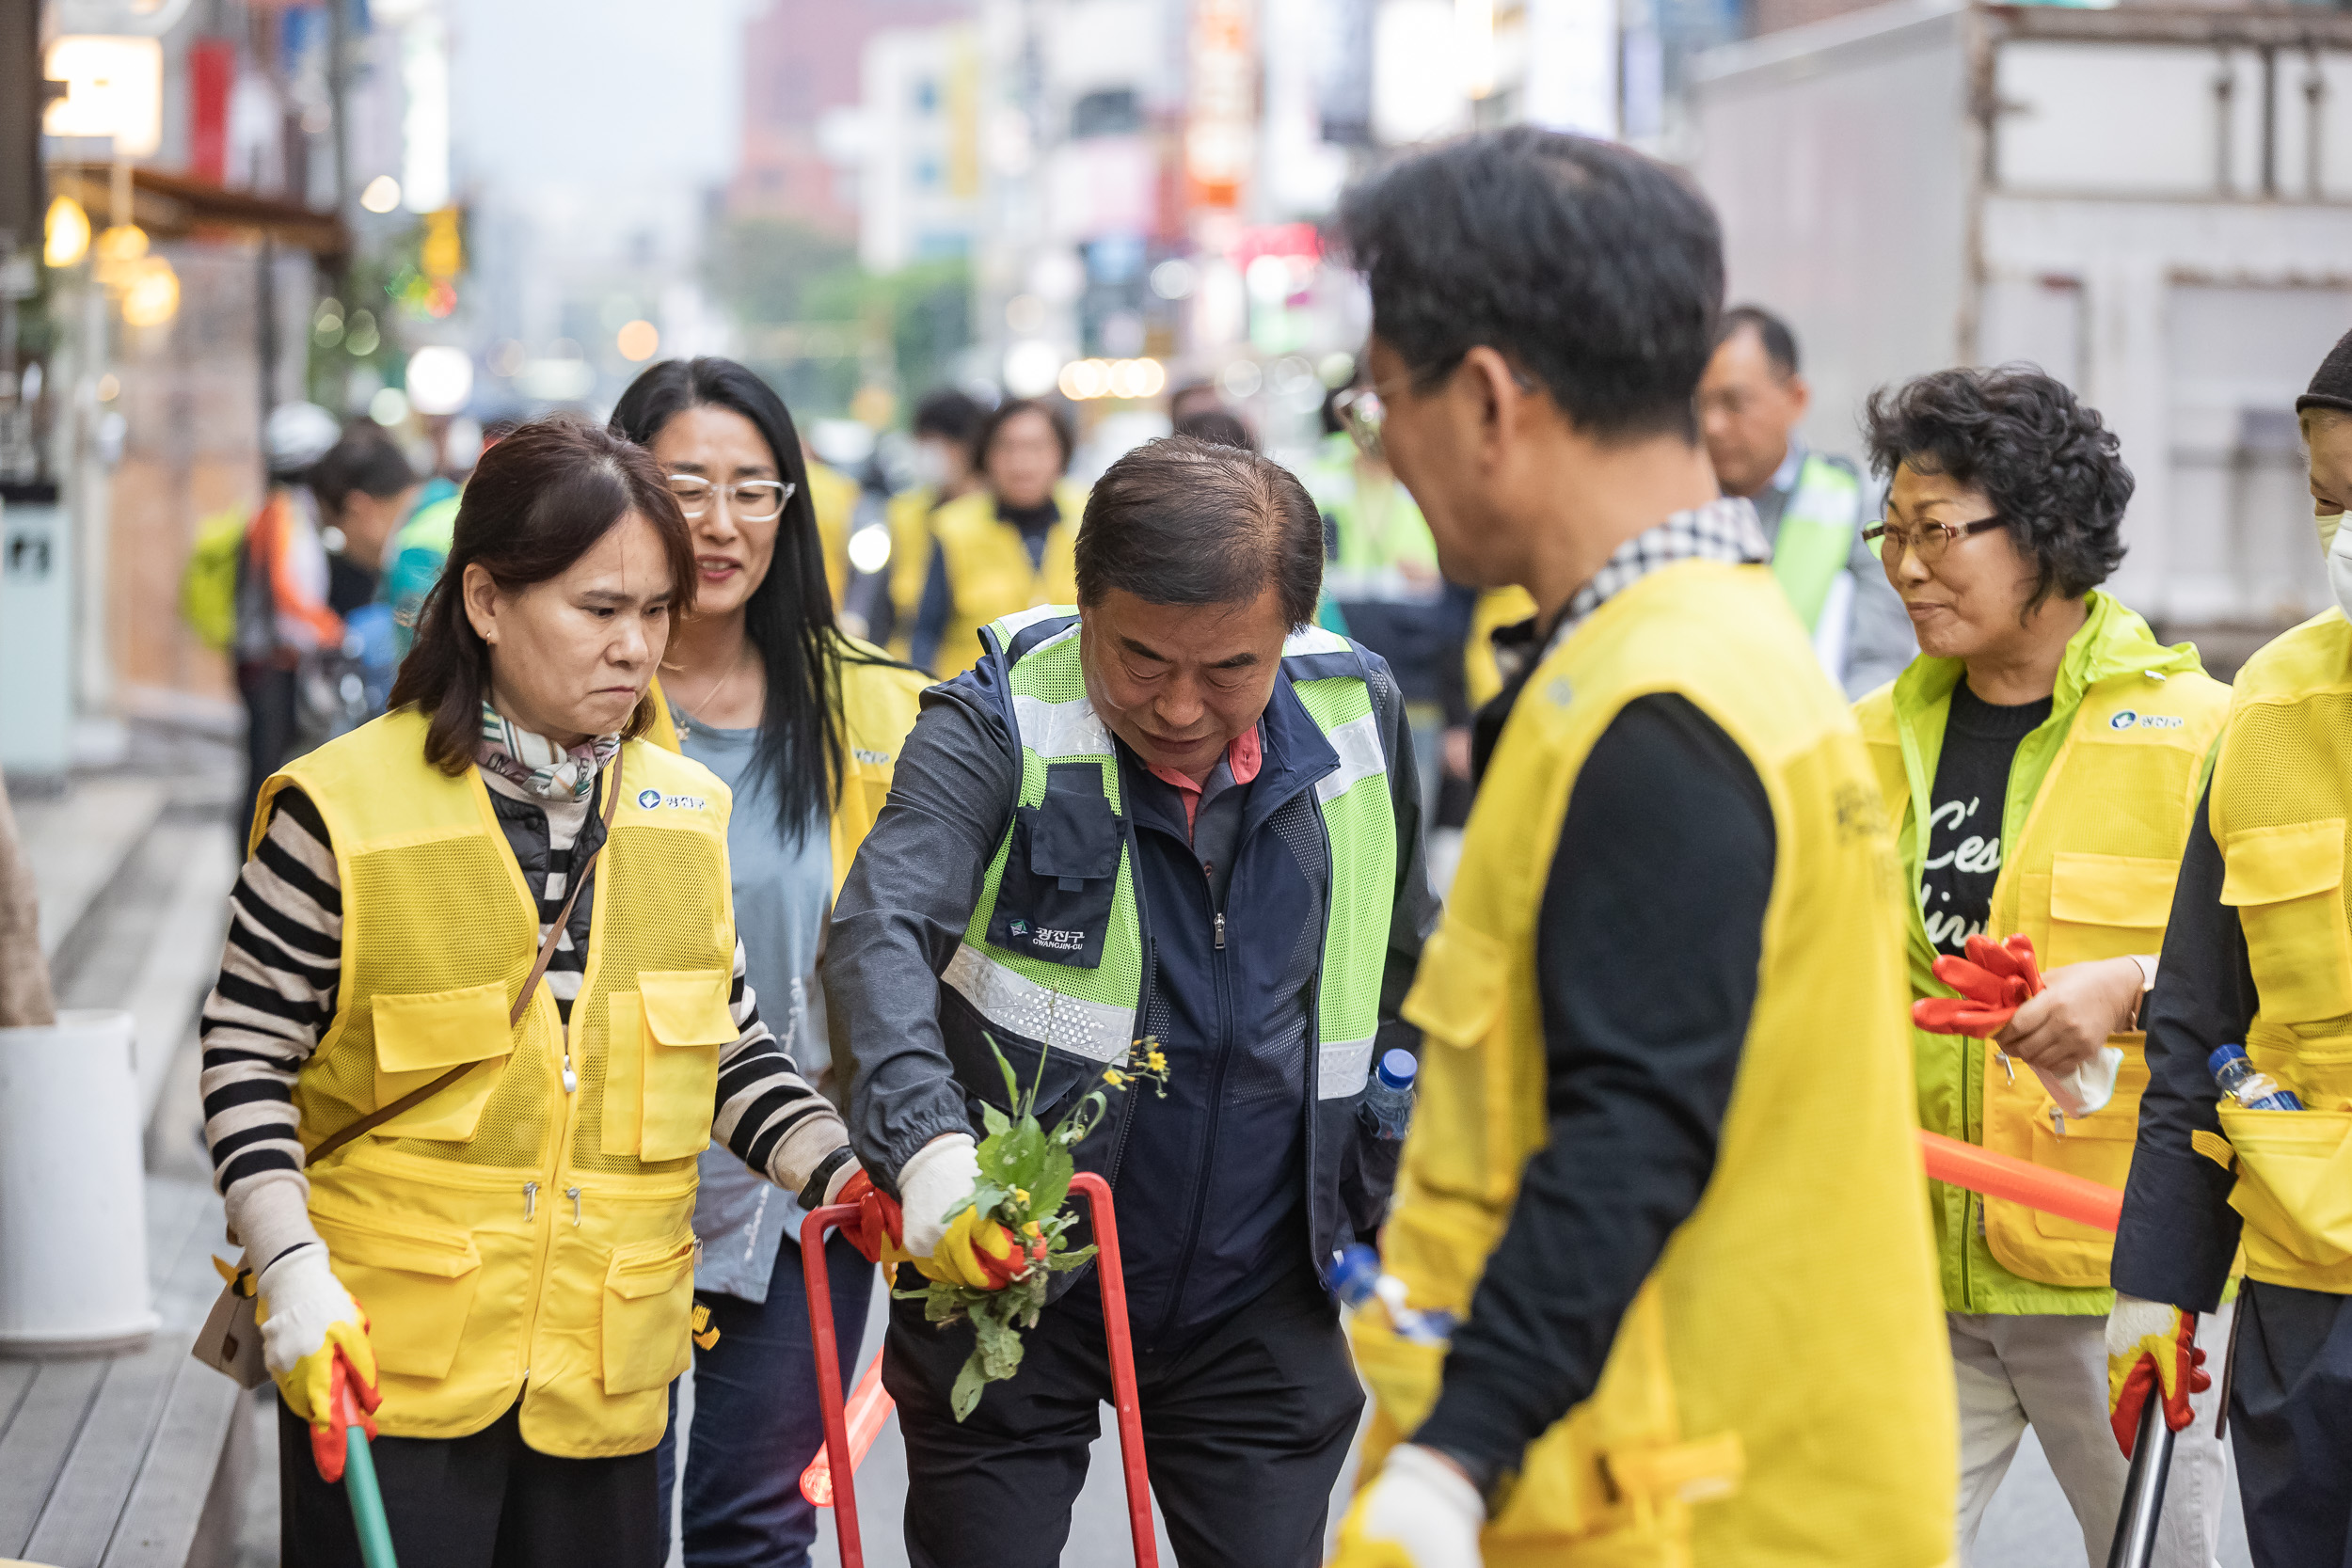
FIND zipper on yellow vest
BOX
[518,983,580,1384]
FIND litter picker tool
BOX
[322,1358,398,1568]
[800,1170,1158,1568]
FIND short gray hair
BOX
[1074,436,1324,627]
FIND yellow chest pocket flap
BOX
[609,969,735,1164]
[2047,852,2178,969]
[371,980,516,1143]
[2222,819,2352,1024]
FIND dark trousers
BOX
[2232,1279,2352,1567]
[883,1264,1362,1568]
[654,1227,875,1567]
[277,1395,660,1568]
[236,660,297,840]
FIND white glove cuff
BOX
[1385,1444,1487,1524]
[2106,1293,2180,1358]
[895,1133,978,1257]
[257,1246,356,1377]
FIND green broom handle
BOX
[337,1375,400,1568]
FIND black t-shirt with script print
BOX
[1919,679,2052,958]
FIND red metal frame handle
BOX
[798,1171,1160,1568]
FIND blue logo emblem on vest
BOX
[638,788,661,808]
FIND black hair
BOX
[1718,305,1799,378]
[2298,327,2352,419]
[1172,408,1257,453]
[974,397,1074,475]
[1337,127,1724,444]
[1074,436,1321,628]
[311,424,416,517]
[608,356,847,840]
[912,387,987,444]
[390,416,693,774]
[1863,365,2130,610]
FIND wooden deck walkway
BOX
[0,1177,255,1568]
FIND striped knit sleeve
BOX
[712,942,859,1206]
[199,788,338,1271]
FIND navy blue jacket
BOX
[827,633,1436,1349]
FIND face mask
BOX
[2328,514,2352,623]
[2320,511,2344,555]
[910,443,950,489]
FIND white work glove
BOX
[255,1245,378,1426]
[1334,1445,1486,1568]
[2033,1046,2123,1119]
[895,1133,980,1259]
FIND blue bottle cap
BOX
[2208,1043,2252,1075]
[1327,1243,1382,1299]
[1376,1048,1417,1091]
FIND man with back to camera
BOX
[1701,304,1916,697]
[1323,128,1955,1567]
[826,434,1438,1567]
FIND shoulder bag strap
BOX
[307,765,626,1167]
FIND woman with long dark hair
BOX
[608,358,929,1567]
[195,416,875,1566]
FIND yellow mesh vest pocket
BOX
[637,970,733,1163]
[2223,820,2352,1022]
[371,981,516,1142]
[2047,852,2178,968]
[602,1003,644,1158]
[602,1229,697,1394]
[310,1199,484,1381]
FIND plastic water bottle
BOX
[1327,1243,1456,1345]
[1362,1049,1417,1140]
[2210,1043,2303,1111]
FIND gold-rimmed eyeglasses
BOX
[1332,387,1386,459]
[668,475,796,524]
[1863,514,2005,565]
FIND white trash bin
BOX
[0,1008,158,1355]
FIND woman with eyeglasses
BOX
[608,359,929,1568]
[1850,366,2233,1567]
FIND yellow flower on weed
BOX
[1146,1048,1168,1073]
[1104,1069,1127,1087]
[1013,1186,1030,1204]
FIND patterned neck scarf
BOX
[477,702,622,801]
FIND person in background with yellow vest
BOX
[805,449,862,610]
[828,436,1437,1567]
[1700,305,1916,697]
[882,388,988,656]
[195,417,877,1567]
[905,397,1089,677]
[1851,367,2233,1566]
[1325,127,1953,1568]
[2107,325,2352,1566]
[608,356,930,1568]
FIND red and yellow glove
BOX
[1914,934,2043,1037]
[2106,1295,2209,1457]
[307,1350,381,1484]
[871,1192,1039,1291]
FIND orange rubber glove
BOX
[836,1169,888,1265]
[1915,934,2043,1037]
[2106,1295,2210,1457]
[309,1349,381,1484]
[872,1191,1034,1291]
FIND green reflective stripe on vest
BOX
[946,618,1146,1063]
[949,610,1394,1095]
[1770,454,1861,632]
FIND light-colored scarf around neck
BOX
[476,702,622,801]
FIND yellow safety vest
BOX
[924,483,1088,677]
[642,631,931,895]
[258,709,739,1457]
[1359,562,1953,1566]
[1856,620,2229,1291]
[2208,609,2352,1292]
[808,460,861,610]
[1463,585,1538,711]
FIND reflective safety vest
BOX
[1359,562,1953,1566]
[641,631,932,897]
[925,483,1089,678]
[1858,592,2229,1300]
[2208,608,2352,1293]
[1769,452,1863,635]
[259,709,739,1456]
[945,606,1393,1091]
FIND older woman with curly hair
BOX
[1851,366,2234,1567]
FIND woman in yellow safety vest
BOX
[1851,367,2232,1567]
[905,396,1089,677]
[195,416,876,1567]
[609,356,929,1564]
